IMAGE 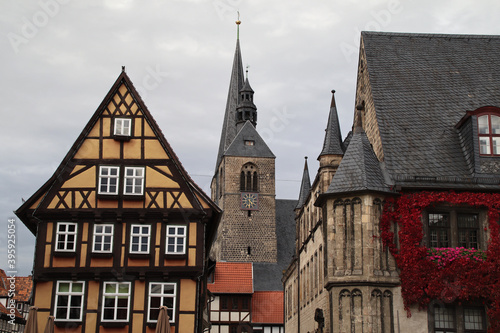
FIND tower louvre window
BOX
[240,163,258,192]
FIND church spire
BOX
[215,19,245,170]
[318,90,344,159]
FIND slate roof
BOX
[251,291,284,324]
[215,39,245,170]
[223,121,275,158]
[253,199,297,291]
[326,126,392,194]
[362,31,500,188]
[319,91,345,157]
[295,158,311,209]
[207,262,253,294]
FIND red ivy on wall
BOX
[380,191,500,332]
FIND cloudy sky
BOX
[2,0,500,275]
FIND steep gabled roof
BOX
[15,70,221,234]
[215,39,245,169]
[207,262,253,294]
[362,32,500,187]
[318,90,344,158]
[223,121,275,158]
[295,158,311,209]
[326,126,392,194]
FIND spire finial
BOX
[246,65,249,79]
[236,11,241,39]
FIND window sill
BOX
[53,251,76,258]
[54,321,82,328]
[90,252,113,258]
[112,135,131,141]
[164,253,187,260]
[97,194,119,200]
[128,252,152,259]
[100,321,128,328]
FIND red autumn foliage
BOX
[380,191,500,332]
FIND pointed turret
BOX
[295,157,311,210]
[319,90,344,158]
[317,90,345,193]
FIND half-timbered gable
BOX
[16,69,221,333]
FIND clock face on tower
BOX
[241,192,259,210]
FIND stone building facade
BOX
[284,32,500,333]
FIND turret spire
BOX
[318,90,344,159]
[295,157,311,209]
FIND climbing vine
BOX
[379,191,500,332]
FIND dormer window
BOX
[114,118,132,137]
[478,114,500,155]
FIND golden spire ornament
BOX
[236,11,241,39]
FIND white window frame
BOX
[130,224,151,254]
[166,225,187,255]
[92,224,114,253]
[54,281,85,321]
[101,282,131,322]
[123,167,145,195]
[147,282,176,323]
[114,118,132,136]
[56,222,77,252]
[98,166,120,195]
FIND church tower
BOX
[210,21,277,263]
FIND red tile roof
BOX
[207,262,253,294]
[0,301,23,319]
[251,291,284,324]
[0,270,33,302]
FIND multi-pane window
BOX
[56,222,77,252]
[54,281,85,321]
[123,167,145,195]
[166,226,187,254]
[147,283,176,323]
[427,212,481,249]
[457,214,479,249]
[99,166,120,195]
[93,224,114,253]
[432,305,486,333]
[114,118,132,136]
[464,307,486,332]
[478,114,500,155]
[130,225,150,254]
[429,213,450,248]
[102,282,130,322]
[434,306,456,332]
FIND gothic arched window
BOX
[240,163,258,192]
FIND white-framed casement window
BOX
[98,166,120,195]
[93,224,114,253]
[54,281,85,321]
[114,118,132,136]
[56,222,78,252]
[123,167,145,195]
[166,226,187,255]
[130,224,151,254]
[478,114,500,155]
[147,282,176,323]
[102,282,131,322]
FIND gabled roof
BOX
[362,32,500,187]
[207,262,253,294]
[295,158,311,209]
[251,291,284,324]
[223,121,275,158]
[15,70,221,234]
[326,126,392,195]
[318,90,344,158]
[215,39,245,170]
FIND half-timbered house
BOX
[15,69,221,333]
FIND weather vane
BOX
[236,11,241,39]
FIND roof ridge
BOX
[362,31,500,39]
